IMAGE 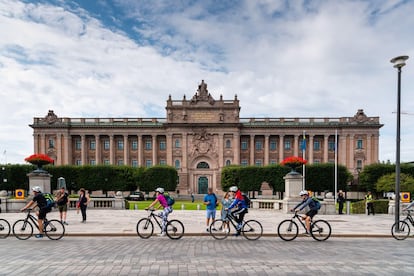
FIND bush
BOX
[351,199,389,214]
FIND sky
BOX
[1,0,414,165]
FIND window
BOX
[76,159,82,166]
[241,141,248,150]
[159,159,166,165]
[131,140,138,150]
[103,159,110,165]
[145,140,152,150]
[90,159,96,165]
[328,141,336,151]
[117,159,124,165]
[241,159,248,167]
[357,139,363,149]
[270,140,277,151]
[175,160,181,169]
[197,162,210,169]
[270,160,277,165]
[314,141,320,151]
[131,160,138,167]
[175,139,181,148]
[284,141,291,150]
[48,139,55,149]
[160,141,166,150]
[90,140,96,150]
[356,159,363,169]
[255,159,263,166]
[256,141,262,150]
[313,159,320,164]
[145,159,152,167]
[226,160,231,166]
[117,140,124,150]
[104,140,110,150]
[75,139,81,150]
[225,140,231,148]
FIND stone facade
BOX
[30,81,383,194]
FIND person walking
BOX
[337,191,345,215]
[203,188,218,232]
[77,188,90,223]
[56,186,69,225]
[365,191,375,215]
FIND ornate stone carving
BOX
[351,109,368,123]
[41,110,59,124]
[191,80,215,105]
[190,128,218,158]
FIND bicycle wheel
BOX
[209,219,230,240]
[13,219,33,240]
[0,219,11,239]
[311,220,331,241]
[242,220,263,240]
[44,219,65,240]
[277,219,299,241]
[165,220,185,240]
[391,221,410,240]
[136,218,154,239]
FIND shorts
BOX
[38,207,51,219]
[306,209,318,218]
[206,209,216,219]
[58,204,68,212]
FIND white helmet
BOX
[299,190,308,196]
[32,186,42,193]
[155,187,164,194]
[229,186,238,192]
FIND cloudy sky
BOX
[1,0,413,165]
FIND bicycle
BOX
[136,208,185,240]
[277,211,332,241]
[0,218,11,238]
[12,208,65,240]
[209,211,263,240]
[391,209,414,240]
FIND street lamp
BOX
[390,55,409,225]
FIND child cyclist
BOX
[291,190,319,235]
[146,187,172,237]
[225,186,248,236]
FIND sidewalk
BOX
[0,208,397,237]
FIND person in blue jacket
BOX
[291,190,319,235]
[226,186,248,236]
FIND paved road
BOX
[0,236,413,275]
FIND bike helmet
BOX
[299,190,308,196]
[155,187,164,194]
[229,186,238,192]
[32,186,42,193]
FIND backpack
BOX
[243,194,251,208]
[312,197,321,210]
[43,193,56,209]
[164,193,175,207]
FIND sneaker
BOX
[211,228,217,231]
[233,232,240,237]
[303,232,311,237]
[35,234,44,238]
[63,221,68,225]
[236,223,243,230]
[225,228,230,233]
[158,232,166,237]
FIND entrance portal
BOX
[198,176,208,194]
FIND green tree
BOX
[140,166,178,192]
[376,173,414,195]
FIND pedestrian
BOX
[337,191,345,215]
[77,188,90,223]
[203,188,218,232]
[56,186,69,225]
[221,191,232,233]
[365,191,375,215]
[191,192,195,203]
[146,187,172,236]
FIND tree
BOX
[376,173,414,195]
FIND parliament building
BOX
[30,81,383,194]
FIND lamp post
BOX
[390,55,409,225]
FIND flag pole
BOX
[302,130,306,190]
[334,129,338,204]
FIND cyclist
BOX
[291,190,318,236]
[225,186,248,236]
[20,186,51,238]
[403,200,414,211]
[146,187,172,237]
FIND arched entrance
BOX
[198,176,208,194]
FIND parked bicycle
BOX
[391,209,414,240]
[12,208,65,240]
[277,211,332,241]
[136,208,185,240]
[0,218,11,238]
[209,212,263,240]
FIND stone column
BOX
[250,135,254,165]
[264,135,269,165]
[27,171,52,194]
[282,172,303,213]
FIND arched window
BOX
[226,160,231,166]
[225,139,231,148]
[197,162,210,169]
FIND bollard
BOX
[135,203,138,210]
[197,204,200,210]
[346,201,350,215]
[181,204,185,210]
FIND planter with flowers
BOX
[280,156,307,174]
[24,153,54,173]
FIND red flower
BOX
[280,156,307,168]
[24,154,54,166]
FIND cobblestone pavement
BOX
[0,236,413,275]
